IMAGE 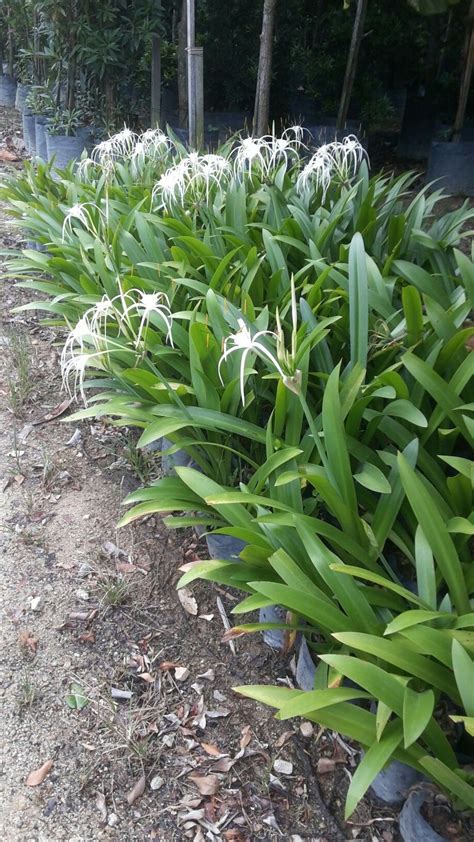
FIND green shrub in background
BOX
[1,128,473,816]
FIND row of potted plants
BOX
[1,129,473,831]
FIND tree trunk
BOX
[105,77,115,122]
[452,0,474,142]
[67,52,77,111]
[253,0,278,136]
[178,0,188,128]
[151,34,162,126]
[336,0,368,131]
[150,0,162,126]
[7,26,14,77]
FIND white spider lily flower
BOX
[266,126,307,170]
[140,128,173,156]
[77,156,100,181]
[60,316,102,403]
[153,153,231,209]
[218,318,284,406]
[297,147,333,197]
[91,127,138,166]
[61,316,92,362]
[62,352,92,405]
[233,136,272,177]
[130,140,146,176]
[297,134,367,197]
[86,295,119,335]
[61,201,105,241]
[120,289,174,348]
[61,314,128,403]
[153,163,187,208]
[188,153,232,198]
[330,134,367,178]
[281,125,306,146]
[267,136,299,171]
[130,129,174,177]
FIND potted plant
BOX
[14,54,32,113]
[27,87,56,161]
[45,107,88,168]
[23,86,51,155]
[0,57,16,106]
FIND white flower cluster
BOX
[297,135,367,198]
[61,287,174,403]
[233,126,306,177]
[153,151,232,210]
[78,128,175,181]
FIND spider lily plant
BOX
[2,115,474,822]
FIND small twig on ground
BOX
[216,596,236,655]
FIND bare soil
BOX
[0,104,472,842]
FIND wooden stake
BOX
[336,0,368,132]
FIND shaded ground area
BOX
[0,104,472,842]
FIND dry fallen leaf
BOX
[205,708,230,719]
[138,672,155,683]
[196,669,214,681]
[200,742,223,757]
[0,148,20,161]
[240,725,252,749]
[19,629,38,654]
[26,759,53,786]
[275,730,293,748]
[221,627,246,641]
[116,561,138,574]
[317,757,336,774]
[178,808,205,824]
[159,660,180,671]
[174,666,190,682]
[189,774,220,796]
[95,791,107,823]
[178,587,198,616]
[211,757,236,773]
[126,773,146,805]
[32,397,72,425]
[102,540,126,558]
[78,630,95,644]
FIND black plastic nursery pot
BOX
[397,93,436,160]
[15,83,30,113]
[76,125,96,153]
[258,605,289,650]
[205,532,246,562]
[0,75,17,107]
[22,111,36,155]
[35,116,50,161]
[160,436,199,476]
[45,130,88,168]
[426,141,474,197]
[399,789,448,842]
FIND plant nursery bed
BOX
[1,105,473,842]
